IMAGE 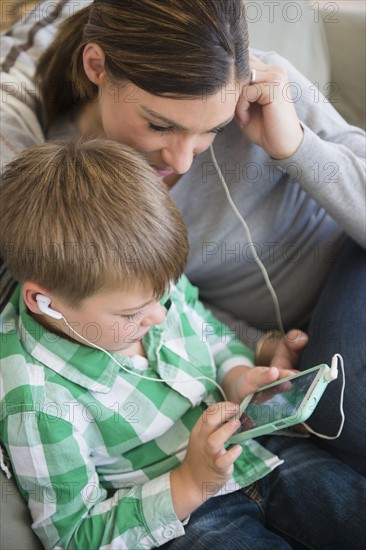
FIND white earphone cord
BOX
[210,144,285,335]
[56,148,346,440]
[210,145,345,441]
[302,354,345,440]
[62,316,345,440]
[61,316,228,401]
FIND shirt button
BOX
[163,528,174,538]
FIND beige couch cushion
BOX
[247,0,365,129]
[0,468,43,549]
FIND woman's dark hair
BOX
[36,0,249,124]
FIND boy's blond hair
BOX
[0,139,188,305]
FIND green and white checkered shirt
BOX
[0,276,282,549]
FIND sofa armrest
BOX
[322,5,366,129]
[247,1,331,92]
[0,470,43,550]
[247,1,365,129]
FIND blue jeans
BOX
[298,240,366,475]
[162,436,366,550]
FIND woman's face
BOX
[93,79,244,178]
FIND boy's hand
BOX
[170,402,242,519]
[229,365,295,405]
[223,329,308,404]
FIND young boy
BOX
[0,140,364,550]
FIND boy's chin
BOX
[108,340,145,356]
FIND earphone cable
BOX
[61,315,228,401]
[209,145,346,441]
[210,144,285,335]
[302,354,345,440]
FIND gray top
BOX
[170,49,366,340]
[1,1,365,346]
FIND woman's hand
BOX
[223,329,308,403]
[170,402,242,519]
[269,329,308,370]
[257,329,309,368]
[236,54,304,159]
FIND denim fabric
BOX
[161,484,292,550]
[298,240,366,475]
[263,436,366,549]
[161,436,366,550]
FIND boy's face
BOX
[51,286,166,354]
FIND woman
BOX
[1,0,365,477]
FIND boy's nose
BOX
[142,303,166,326]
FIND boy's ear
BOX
[23,282,52,315]
[82,42,107,86]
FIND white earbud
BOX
[36,294,63,320]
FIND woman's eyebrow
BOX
[141,106,234,133]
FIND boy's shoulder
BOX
[0,341,46,425]
[169,274,199,304]
[0,287,44,419]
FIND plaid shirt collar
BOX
[15,285,212,404]
[17,286,124,393]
